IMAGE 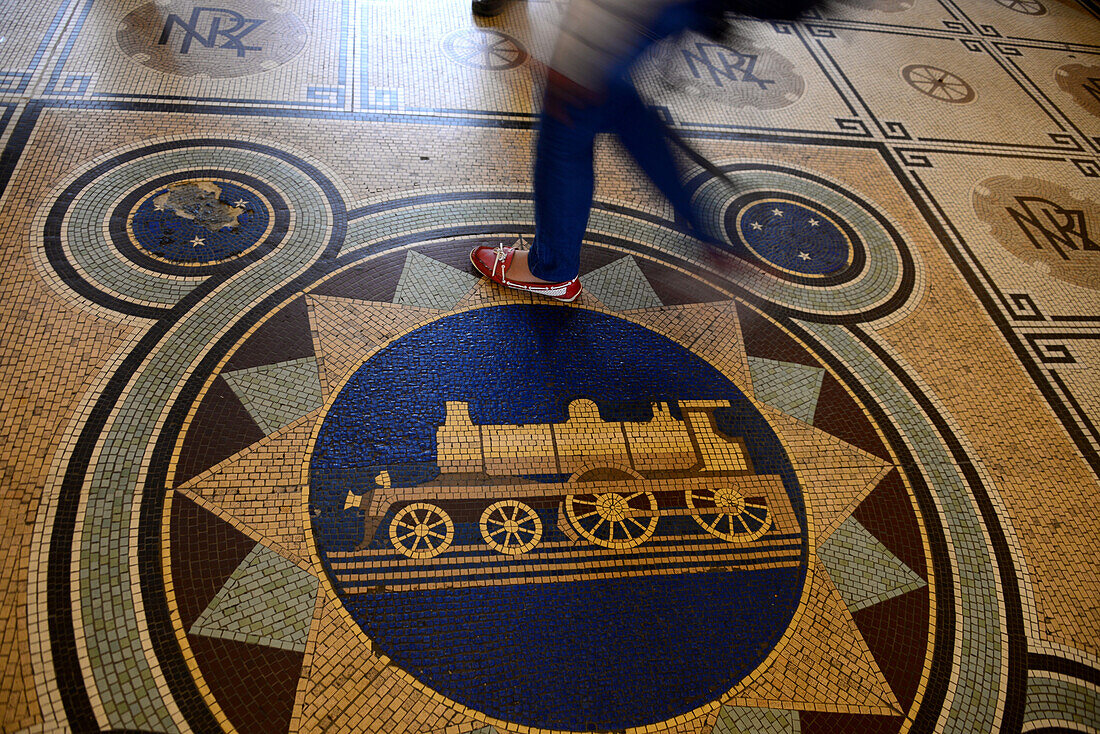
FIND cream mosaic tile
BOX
[49,0,349,106]
[176,412,319,566]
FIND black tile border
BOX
[1029,653,1100,687]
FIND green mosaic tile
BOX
[713,705,800,734]
[190,544,319,653]
[1024,677,1100,728]
[223,357,325,435]
[818,516,927,613]
[393,250,478,310]
[583,256,664,311]
[747,356,825,424]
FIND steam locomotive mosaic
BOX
[327,399,803,591]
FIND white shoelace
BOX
[491,244,508,279]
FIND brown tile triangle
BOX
[799,711,905,734]
[852,587,929,712]
[812,373,891,460]
[723,558,903,716]
[578,246,629,275]
[311,257,406,303]
[852,470,927,581]
[224,297,314,372]
[169,492,257,630]
[735,302,821,368]
[188,634,302,734]
[633,257,727,306]
[174,376,265,487]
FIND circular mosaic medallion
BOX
[129,179,271,264]
[902,65,976,103]
[159,230,938,734]
[688,165,912,317]
[309,305,807,731]
[730,195,857,278]
[116,1,308,77]
[40,142,312,316]
[441,28,527,70]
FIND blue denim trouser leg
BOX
[529,101,601,283]
[528,1,706,283]
[609,79,704,235]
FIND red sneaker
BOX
[469,244,582,303]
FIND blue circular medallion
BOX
[309,305,807,731]
[735,197,853,277]
[129,180,270,263]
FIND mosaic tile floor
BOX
[1,0,1099,732]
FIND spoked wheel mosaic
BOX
[36,140,1028,734]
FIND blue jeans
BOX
[529,1,707,282]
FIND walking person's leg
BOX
[526,100,600,283]
[607,77,707,237]
[470,0,710,300]
[470,73,603,301]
